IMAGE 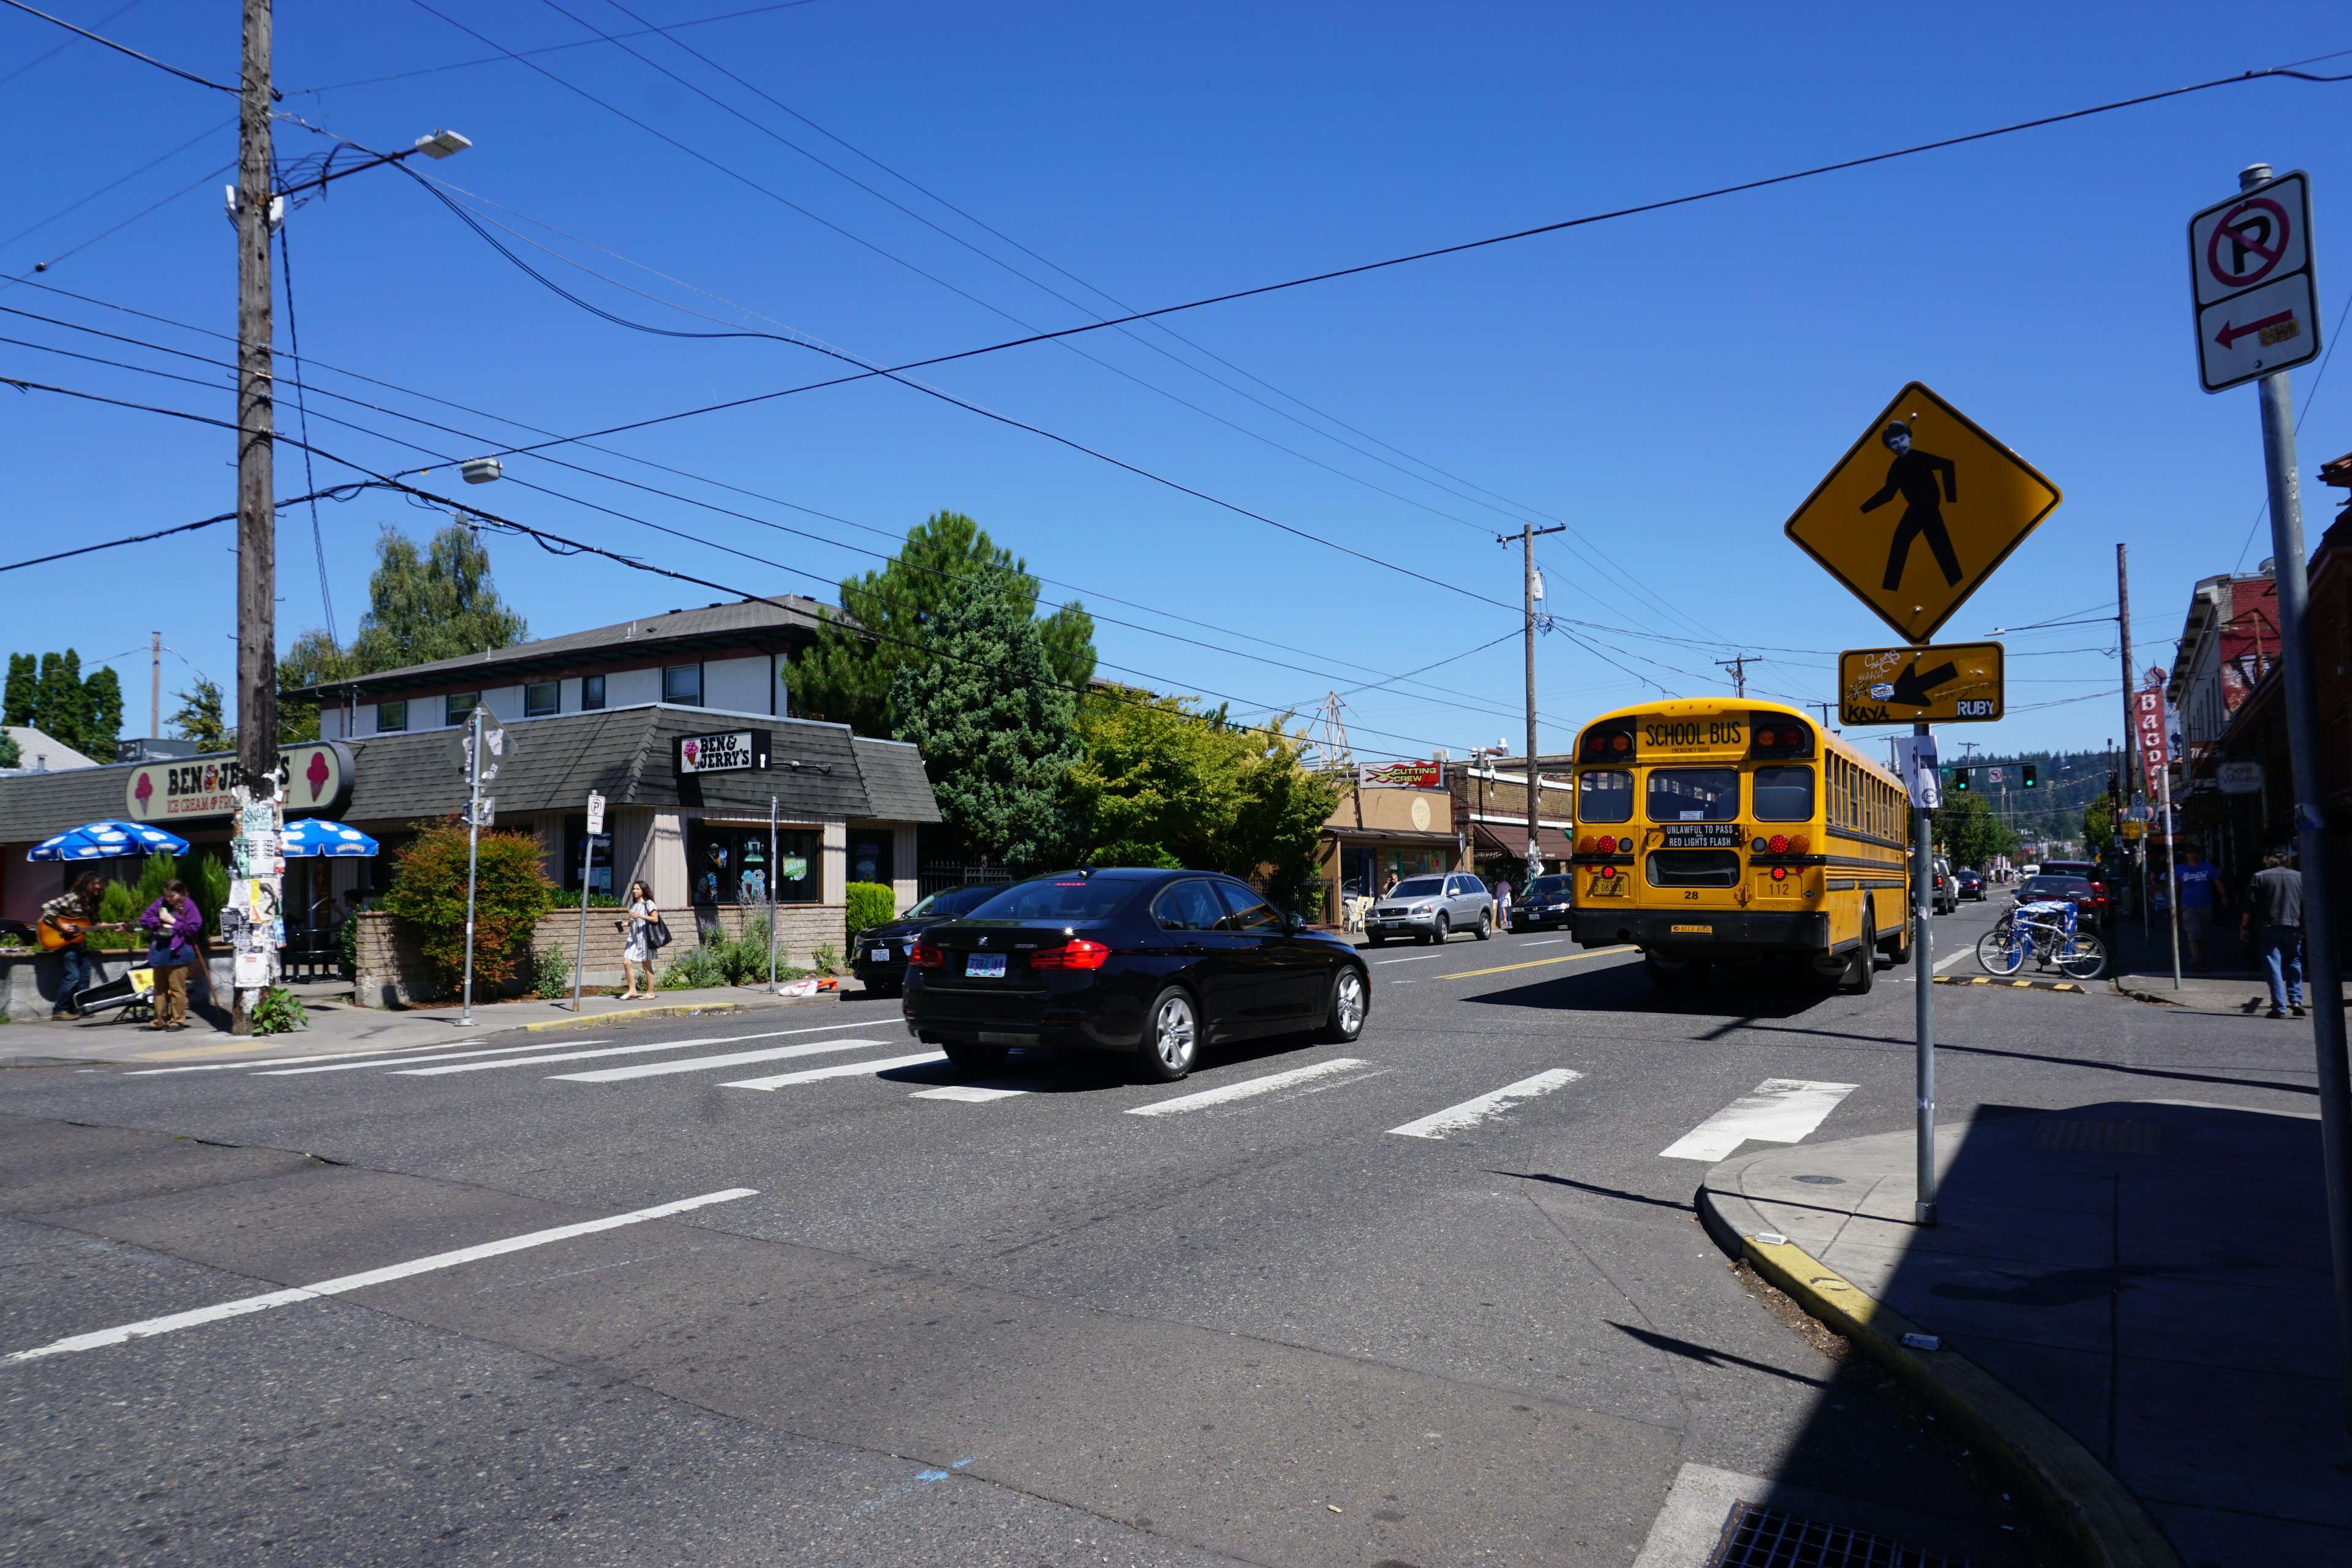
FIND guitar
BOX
[37,914,124,950]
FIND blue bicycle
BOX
[1977,898,2107,981]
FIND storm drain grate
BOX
[2030,1118,2162,1155]
[1706,1501,1966,1567]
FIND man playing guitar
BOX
[40,872,126,1018]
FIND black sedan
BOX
[900,868,1370,1082]
[850,883,1003,997]
[1955,868,1985,901]
[1513,873,1576,931]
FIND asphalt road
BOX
[1,897,2323,1567]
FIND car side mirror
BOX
[1282,911,1306,935]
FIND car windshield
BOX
[904,884,996,920]
[1390,877,1446,898]
[1529,876,1574,899]
[968,876,1139,921]
[2021,876,2092,900]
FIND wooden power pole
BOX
[1504,524,1566,878]
[232,0,277,1034]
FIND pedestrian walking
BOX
[617,879,660,999]
[39,870,123,1018]
[137,880,202,1031]
[2240,852,2306,1019]
[2173,845,2225,970]
[1495,878,1513,932]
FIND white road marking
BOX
[1658,1079,1860,1163]
[127,1043,487,1075]
[257,1041,608,1075]
[550,1037,889,1083]
[6,1188,756,1362]
[1373,952,1449,965]
[1517,938,1566,948]
[1896,949,1979,982]
[1126,1057,1370,1117]
[723,1051,945,1090]
[391,1021,874,1076]
[910,1085,1027,1102]
[1388,1068,1585,1140]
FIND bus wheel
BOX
[1644,949,1705,989]
[1839,918,1877,995]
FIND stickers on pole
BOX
[1839,643,2004,725]
[1893,735,1942,810]
[2188,171,2321,393]
[1783,383,2062,644]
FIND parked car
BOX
[900,868,1370,1080]
[850,882,1003,997]
[1366,872,1494,945]
[2015,873,2107,931]
[1515,873,1575,931]
[1932,858,1959,915]
[2036,860,2116,921]
[1954,868,1985,901]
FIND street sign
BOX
[2218,760,2265,794]
[586,790,606,836]
[1838,641,2003,724]
[1783,382,2062,644]
[1893,734,1942,809]
[2189,171,2321,393]
[2132,684,2169,801]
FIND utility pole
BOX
[148,632,161,743]
[1502,524,1566,879]
[1714,654,1755,697]
[1806,700,1836,733]
[229,0,277,1036]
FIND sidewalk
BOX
[1698,1105,2346,1567]
[2106,916,2345,1014]
[0,978,846,1069]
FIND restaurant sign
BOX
[124,742,355,823]
[677,729,771,775]
[1358,760,1443,790]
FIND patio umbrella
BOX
[28,820,189,861]
[281,819,379,857]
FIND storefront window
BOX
[687,821,821,904]
[376,700,407,733]
[849,830,893,886]
[561,814,615,895]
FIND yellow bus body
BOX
[1565,698,1912,981]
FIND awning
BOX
[1322,827,1459,846]
[1472,823,1574,861]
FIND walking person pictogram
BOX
[1859,421,1961,592]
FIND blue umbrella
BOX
[282,819,378,857]
[28,820,189,861]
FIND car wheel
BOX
[1474,909,1492,941]
[1317,968,1368,1043]
[1137,986,1200,1082]
[941,1039,1009,1072]
[1426,914,1449,945]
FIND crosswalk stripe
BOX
[257,1041,608,1076]
[127,1042,488,1076]
[390,1022,877,1077]
[723,1051,946,1090]
[1387,1068,1584,1139]
[1658,1079,1860,1163]
[1126,1057,1370,1117]
[911,1085,1027,1102]
[549,1037,889,1083]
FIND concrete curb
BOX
[516,992,836,1031]
[1698,1176,2182,1568]
[1934,974,2085,992]
[2111,978,2187,1007]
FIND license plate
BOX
[965,953,1008,978]
[1670,924,1714,935]
[867,946,891,962]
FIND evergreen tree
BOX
[34,651,90,755]
[83,666,123,757]
[0,731,18,769]
[887,564,1081,867]
[347,523,527,673]
[170,677,235,752]
[2,654,33,726]
[795,510,1094,736]
[276,627,352,743]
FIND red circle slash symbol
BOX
[2207,197,2290,288]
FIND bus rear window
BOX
[1752,765,1815,823]
[1578,770,1632,823]
[1648,767,1738,822]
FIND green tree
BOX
[347,523,527,673]
[2082,791,2116,854]
[0,731,18,769]
[276,627,352,743]
[1933,792,2015,870]
[35,651,90,753]
[379,816,556,992]
[795,510,1094,736]
[83,665,122,756]
[170,677,235,752]
[2,654,33,726]
[888,564,1082,866]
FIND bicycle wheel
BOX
[2054,933,2108,981]
[1976,926,2027,976]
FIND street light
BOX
[413,129,472,159]
[459,457,503,484]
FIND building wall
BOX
[892,823,919,913]
[702,655,771,715]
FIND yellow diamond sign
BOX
[1784,382,2061,644]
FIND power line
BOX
[0,114,229,255]
[0,0,241,93]
[277,222,336,643]
[0,0,141,88]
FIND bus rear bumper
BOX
[1573,910,1834,955]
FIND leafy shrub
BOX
[657,943,726,990]
[97,880,139,926]
[532,945,571,999]
[124,851,228,937]
[1087,840,1182,870]
[378,816,556,993]
[251,986,308,1035]
[811,943,841,977]
[845,881,896,942]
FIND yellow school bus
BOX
[1566,699,1912,991]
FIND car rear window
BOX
[1391,877,1445,898]
[906,884,996,919]
[2021,876,2091,899]
[969,877,1139,921]
[1529,876,1573,899]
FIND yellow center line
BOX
[1436,944,1635,980]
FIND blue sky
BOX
[6,1,2351,767]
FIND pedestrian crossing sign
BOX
[1782,382,2061,644]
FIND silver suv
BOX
[1366,872,1494,946]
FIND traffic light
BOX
[2022,763,2039,789]
[1952,767,1972,792]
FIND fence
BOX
[916,861,1019,900]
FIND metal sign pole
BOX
[767,795,779,991]
[570,834,593,1012]
[459,704,483,1028]
[1912,722,1937,1226]
[2158,755,2182,989]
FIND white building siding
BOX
[703,655,771,715]
[607,667,661,709]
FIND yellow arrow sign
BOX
[1784,383,2060,644]
[1838,642,2005,725]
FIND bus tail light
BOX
[1767,834,1790,854]
[1770,865,1788,881]
[1599,865,1616,880]
[1577,835,1594,854]
[1790,834,1811,854]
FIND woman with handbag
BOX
[617,880,663,998]
[138,880,202,1031]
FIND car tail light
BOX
[1771,865,1788,881]
[1768,834,1790,854]
[1030,937,1110,971]
[908,941,945,968]
[1790,834,1811,854]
